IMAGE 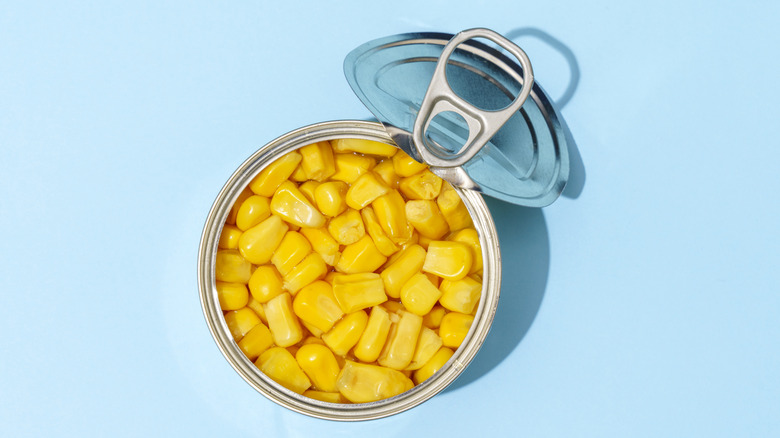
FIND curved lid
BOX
[344,29,569,207]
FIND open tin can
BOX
[198,28,569,421]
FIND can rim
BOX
[198,120,501,421]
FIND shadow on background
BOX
[445,198,549,392]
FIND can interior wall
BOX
[198,120,502,421]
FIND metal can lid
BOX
[344,29,569,207]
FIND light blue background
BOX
[2,1,778,436]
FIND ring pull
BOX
[412,28,534,168]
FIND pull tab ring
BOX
[412,28,534,168]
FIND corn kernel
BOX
[382,300,405,315]
[215,249,252,283]
[282,253,328,295]
[300,227,340,266]
[405,200,449,239]
[237,322,274,360]
[417,233,435,250]
[300,141,336,182]
[298,180,320,204]
[372,190,412,243]
[264,292,304,347]
[271,231,312,276]
[439,312,474,348]
[436,184,473,231]
[292,281,344,333]
[331,138,397,157]
[249,150,303,197]
[439,276,482,314]
[422,241,472,281]
[335,235,387,274]
[331,153,376,183]
[448,228,483,274]
[353,306,392,363]
[247,265,283,303]
[378,310,423,370]
[270,181,326,228]
[345,172,390,210]
[380,244,426,299]
[399,169,443,200]
[301,321,324,338]
[322,310,368,356]
[413,347,454,385]
[360,206,399,257]
[236,195,272,231]
[216,281,249,311]
[302,336,326,346]
[256,347,311,394]
[218,225,242,250]
[373,159,400,188]
[400,273,442,316]
[289,163,309,182]
[332,273,388,314]
[296,343,341,393]
[246,295,268,324]
[303,390,346,403]
[227,186,254,225]
[224,307,262,341]
[336,361,413,403]
[238,215,289,265]
[314,181,348,217]
[422,305,446,329]
[392,150,427,177]
[327,209,365,245]
[405,327,443,370]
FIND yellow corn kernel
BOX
[271,231,312,276]
[422,241,472,281]
[292,281,344,333]
[238,215,289,265]
[303,390,346,403]
[392,150,427,177]
[237,322,274,360]
[327,209,365,245]
[345,172,390,210]
[256,347,311,394]
[372,159,400,188]
[439,312,474,348]
[302,336,326,346]
[282,253,328,295]
[323,271,342,285]
[378,310,423,370]
[301,320,324,338]
[298,180,321,204]
[335,235,387,274]
[215,249,252,283]
[399,170,443,200]
[400,273,442,316]
[249,150,302,197]
[235,194,271,230]
[289,163,309,182]
[354,306,392,363]
[417,233,435,250]
[331,138,397,157]
[439,276,482,314]
[322,310,368,356]
[401,230,419,248]
[336,361,413,403]
[330,153,376,183]
[248,265,284,303]
[216,281,249,311]
[224,307,262,341]
[405,327,443,370]
[332,273,388,314]
[300,227,340,266]
[314,181,348,217]
[227,186,254,225]
[382,300,405,315]
[380,244,426,299]
[246,295,268,324]
[437,184,473,231]
[422,305,446,329]
[218,225,242,250]
[299,141,336,182]
[295,343,341,393]
[270,181,326,228]
[264,293,304,347]
[372,190,413,243]
[360,206,399,257]
[405,200,449,239]
[448,228,483,274]
[413,347,454,385]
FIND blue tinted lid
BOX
[344,29,569,207]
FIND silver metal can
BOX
[198,120,501,421]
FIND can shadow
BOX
[445,197,549,392]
